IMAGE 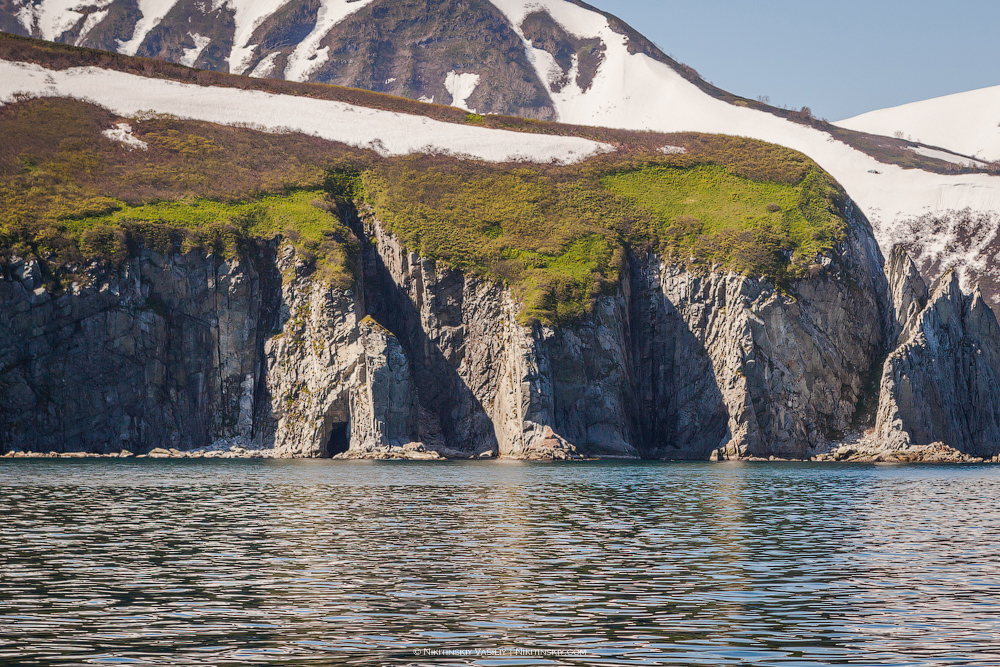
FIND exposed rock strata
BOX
[4,205,958,462]
[0,249,274,453]
[873,249,1000,458]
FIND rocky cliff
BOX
[873,250,1000,458]
[0,248,274,453]
[0,240,424,458]
[352,199,893,460]
[628,200,891,460]
[11,203,1000,462]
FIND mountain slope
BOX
[4,0,1000,310]
[836,84,1000,164]
[7,36,1000,462]
[0,59,604,164]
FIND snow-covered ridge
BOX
[16,0,380,77]
[0,60,609,164]
[836,84,1000,164]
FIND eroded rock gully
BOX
[4,204,1000,461]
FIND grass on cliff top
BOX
[0,97,366,288]
[603,165,843,277]
[0,96,847,325]
[361,136,846,324]
[64,191,358,289]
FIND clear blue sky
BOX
[586,0,1000,120]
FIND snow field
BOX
[837,84,1000,163]
[0,60,611,165]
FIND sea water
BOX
[2,459,999,666]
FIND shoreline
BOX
[3,444,998,464]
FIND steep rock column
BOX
[363,217,504,455]
[348,317,420,453]
[885,244,929,344]
[264,247,366,457]
[874,266,1000,457]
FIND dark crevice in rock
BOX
[325,422,349,456]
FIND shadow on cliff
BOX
[627,253,730,460]
[344,202,499,455]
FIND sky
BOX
[585,0,1000,121]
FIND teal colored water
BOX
[2,459,1000,666]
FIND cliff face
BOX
[1,203,899,459]
[626,200,890,460]
[0,249,273,453]
[0,242,422,458]
[355,200,892,460]
[874,255,1000,458]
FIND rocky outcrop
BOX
[262,246,365,457]
[886,244,929,344]
[255,246,425,458]
[630,201,892,460]
[0,242,424,458]
[0,248,274,453]
[361,212,642,460]
[358,200,892,460]
[874,255,1000,458]
[0,202,907,461]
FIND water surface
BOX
[2,459,1000,666]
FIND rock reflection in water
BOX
[1,459,999,665]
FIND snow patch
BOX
[117,0,183,56]
[16,4,34,34]
[180,33,212,67]
[226,0,297,75]
[21,0,111,42]
[284,0,378,81]
[837,84,1000,163]
[893,208,1000,294]
[444,71,481,112]
[418,95,435,104]
[659,145,686,155]
[0,60,610,165]
[102,122,148,151]
[248,52,281,78]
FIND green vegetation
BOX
[360,137,847,324]
[362,158,624,323]
[0,95,849,325]
[0,97,365,288]
[66,191,358,288]
[603,164,843,276]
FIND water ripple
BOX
[2,460,1000,665]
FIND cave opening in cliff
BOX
[325,423,349,457]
